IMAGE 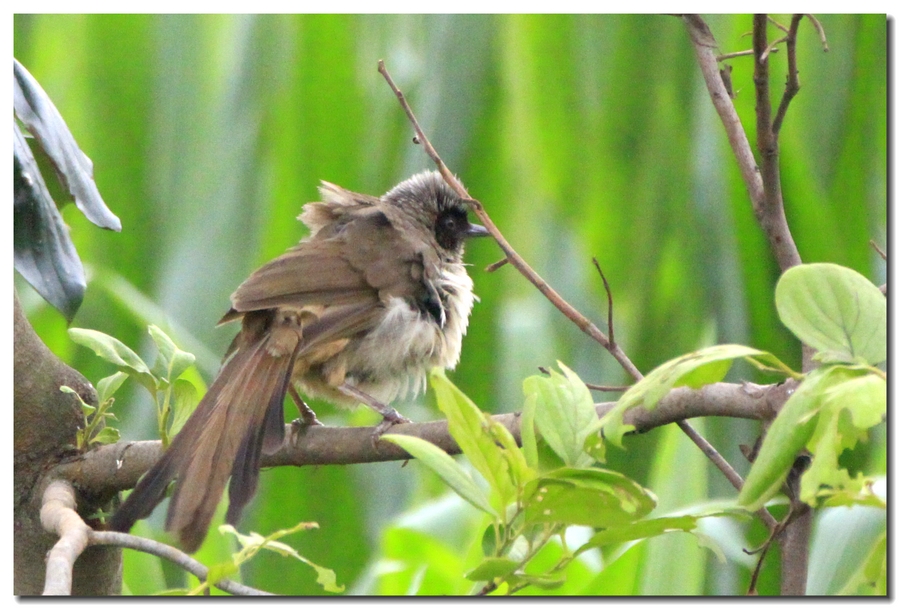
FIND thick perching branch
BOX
[57,381,791,496]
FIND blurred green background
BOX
[14,14,886,595]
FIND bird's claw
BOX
[289,414,323,445]
[371,409,412,447]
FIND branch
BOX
[376,60,644,382]
[683,16,765,211]
[40,480,92,595]
[41,479,271,595]
[56,381,789,494]
[752,14,803,272]
[683,15,802,272]
[89,531,272,595]
[771,15,803,135]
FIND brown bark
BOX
[14,294,122,595]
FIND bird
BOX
[109,171,488,552]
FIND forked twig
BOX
[772,15,804,135]
[377,59,641,381]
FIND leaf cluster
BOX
[384,366,730,595]
[67,325,201,448]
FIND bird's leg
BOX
[288,385,322,443]
[338,383,412,438]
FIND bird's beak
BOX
[466,222,490,239]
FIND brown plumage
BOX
[109,172,487,552]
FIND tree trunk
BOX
[13,294,122,595]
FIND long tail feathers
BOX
[109,333,295,553]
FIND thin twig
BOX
[538,365,629,392]
[377,59,642,381]
[767,15,790,34]
[804,14,829,51]
[772,15,803,135]
[485,257,509,272]
[746,526,777,595]
[760,36,788,62]
[592,257,615,347]
[683,16,765,210]
[90,531,272,595]
[870,240,887,260]
[717,47,778,61]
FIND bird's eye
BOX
[435,209,467,250]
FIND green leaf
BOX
[776,263,886,365]
[521,387,539,470]
[523,467,655,528]
[381,433,497,517]
[523,362,600,467]
[738,366,874,511]
[96,371,129,404]
[204,560,239,586]
[578,515,699,552]
[168,379,200,438]
[598,344,770,451]
[738,370,827,510]
[68,327,156,393]
[799,370,886,505]
[430,370,517,510]
[486,418,536,492]
[90,426,121,445]
[837,532,886,595]
[69,327,150,373]
[148,324,196,382]
[218,522,344,593]
[465,557,519,581]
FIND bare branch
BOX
[377,59,644,381]
[717,47,778,61]
[772,15,804,135]
[89,531,272,595]
[753,14,804,272]
[40,480,92,595]
[805,14,829,51]
[683,16,765,210]
[592,258,616,347]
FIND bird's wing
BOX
[225,208,427,315]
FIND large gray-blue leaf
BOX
[13,58,121,231]
[14,122,85,321]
